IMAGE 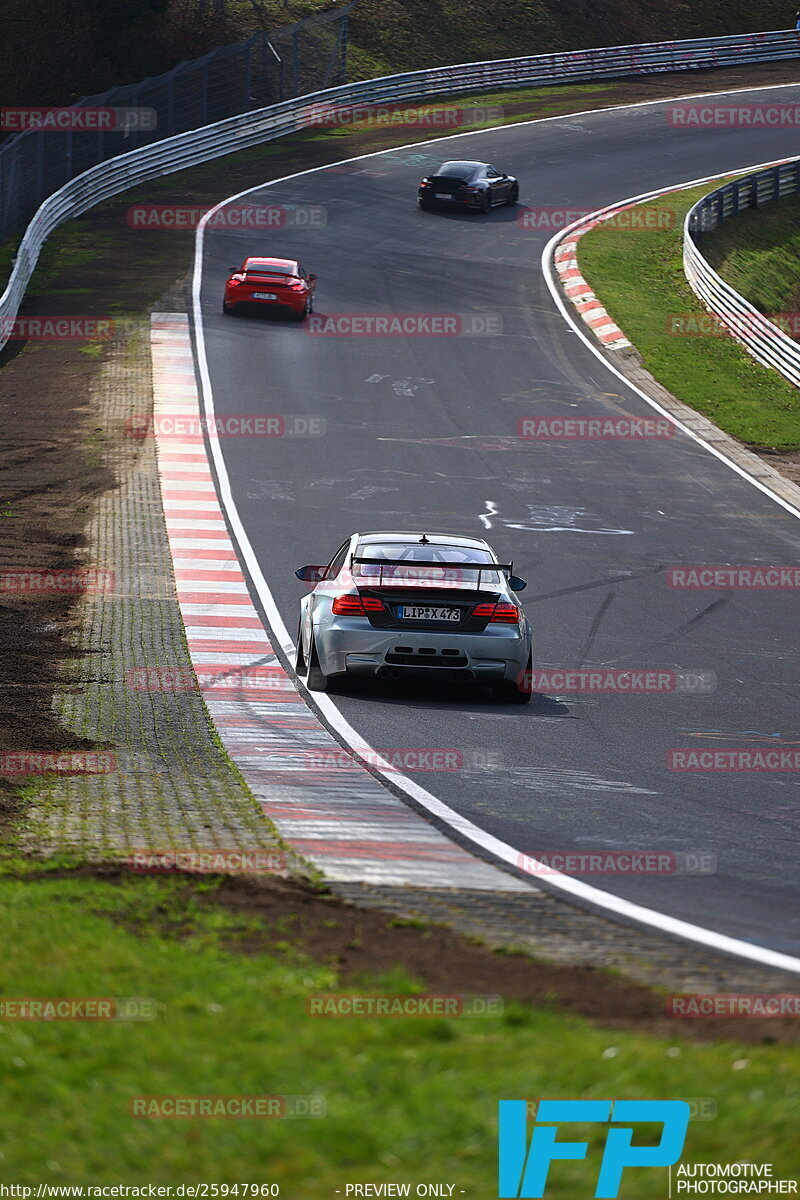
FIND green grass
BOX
[577,181,800,449]
[703,194,800,316]
[0,874,798,1190]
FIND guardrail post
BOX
[35,132,45,203]
[65,129,73,187]
[244,44,253,108]
[201,62,208,125]
[167,72,175,138]
[773,165,780,202]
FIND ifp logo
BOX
[498,1099,690,1197]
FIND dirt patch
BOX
[51,863,793,1044]
[0,337,114,811]
[164,872,800,1044]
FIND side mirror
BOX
[228,266,239,272]
[307,273,318,282]
[508,576,527,592]
[295,565,325,582]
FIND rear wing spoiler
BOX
[350,555,513,587]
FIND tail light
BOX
[332,594,384,616]
[473,601,520,624]
[420,180,431,188]
[460,186,481,193]
[287,280,306,291]
[228,274,245,286]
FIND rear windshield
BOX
[358,542,493,563]
[353,542,498,588]
[434,161,478,179]
[245,263,294,275]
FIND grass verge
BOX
[702,193,800,317]
[577,182,800,450]
[1,873,799,1189]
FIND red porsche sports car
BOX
[222,257,317,320]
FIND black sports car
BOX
[418,160,519,212]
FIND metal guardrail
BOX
[0,3,357,244]
[684,159,800,388]
[3,28,800,354]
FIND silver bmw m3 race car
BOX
[295,531,532,702]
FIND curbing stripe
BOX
[150,312,531,893]
[553,212,632,348]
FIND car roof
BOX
[356,531,494,551]
[243,257,297,270]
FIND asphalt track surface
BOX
[196,84,800,956]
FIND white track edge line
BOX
[541,161,800,522]
[190,85,800,975]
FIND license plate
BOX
[252,291,278,300]
[399,606,460,622]
[434,193,450,199]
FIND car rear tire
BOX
[295,622,307,675]
[507,184,519,206]
[306,634,330,692]
[222,301,237,315]
[419,199,432,210]
[294,300,309,322]
[493,651,532,704]
[479,192,490,214]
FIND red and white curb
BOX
[554,225,632,351]
[149,312,529,891]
